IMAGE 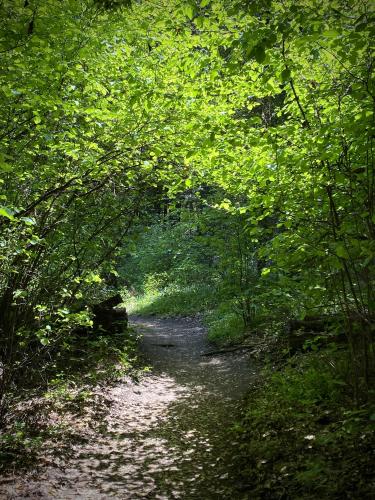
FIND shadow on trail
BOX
[119,316,258,499]
[2,316,257,499]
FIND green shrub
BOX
[233,349,375,499]
[271,358,342,406]
[206,310,245,345]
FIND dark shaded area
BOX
[91,293,128,334]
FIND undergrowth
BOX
[0,327,142,472]
[233,347,375,499]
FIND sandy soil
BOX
[1,316,257,499]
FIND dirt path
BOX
[2,316,257,499]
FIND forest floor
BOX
[0,316,258,499]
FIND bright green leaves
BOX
[0,0,374,373]
[0,0,202,354]
[182,3,195,20]
[0,206,15,220]
[84,273,102,284]
[261,267,271,277]
[20,217,36,226]
[0,153,13,172]
[36,327,51,346]
[13,289,27,300]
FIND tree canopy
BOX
[0,0,374,407]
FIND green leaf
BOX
[323,30,339,38]
[0,206,15,220]
[183,4,194,19]
[85,273,102,284]
[335,243,350,259]
[0,160,12,172]
[281,68,291,81]
[250,44,266,64]
[20,216,36,225]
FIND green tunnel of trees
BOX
[0,0,374,430]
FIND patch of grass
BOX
[233,348,375,499]
[125,284,219,317]
[205,309,245,345]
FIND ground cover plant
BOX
[233,347,375,499]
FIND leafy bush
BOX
[206,308,245,345]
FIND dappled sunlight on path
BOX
[2,317,257,499]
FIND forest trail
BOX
[3,317,257,499]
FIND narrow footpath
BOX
[2,316,257,499]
